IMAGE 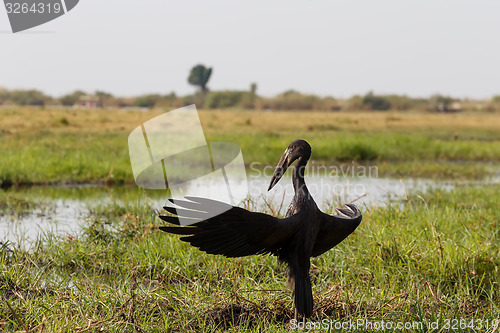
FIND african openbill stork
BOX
[159,139,362,318]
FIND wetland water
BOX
[1,175,497,245]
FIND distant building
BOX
[437,102,462,113]
[77,95,101,108]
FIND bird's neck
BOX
[292,156,309,198]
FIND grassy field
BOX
[1,107,499,331]
[1,107,500,186]
[1,185,499,331]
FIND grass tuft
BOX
[0,186,498,331]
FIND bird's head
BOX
[268,139,311,191]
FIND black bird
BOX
[159,139,362,318]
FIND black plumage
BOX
[159,139,362,318]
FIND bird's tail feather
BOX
[293,270,313,318]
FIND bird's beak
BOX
[268,148,291,191]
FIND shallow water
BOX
[1,175,498,245]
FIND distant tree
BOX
[488,95,500,112]
[60,90,86,106]
[188,64,212,93]
[282,89,299,96]
[0,87,9,105]
[94,90,117,107]
[95,90,114,99]
[134,94,161,108]
[151,92,178,109]
[164,92,177,102]
[205,91,245,109]
[10,89,49,106]
[183,92,209,108]
[248,83,258,109]
[383,95,428,111]
[250,83,257,96]
[260,90,319,110]
[361,91,391,110]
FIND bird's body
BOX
[270,142,318,317]
[159,139,362,318]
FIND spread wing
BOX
[159,196,301,258]
[312,204,362,257]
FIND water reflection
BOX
[1,175,496,244]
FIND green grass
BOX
[1,130,497,186]
[2,108,500,186]
[218,131,500,164]
[1,107,499,330]
[0,131,130,186]
[1,186,498,331]
[0,190,54,218]
[215,132,499,180]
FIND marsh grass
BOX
[1,107,499,330]
[1,186,498,331]
[1,108,500,186]
[0,190,54,218]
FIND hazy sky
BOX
[1,0,499,98]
